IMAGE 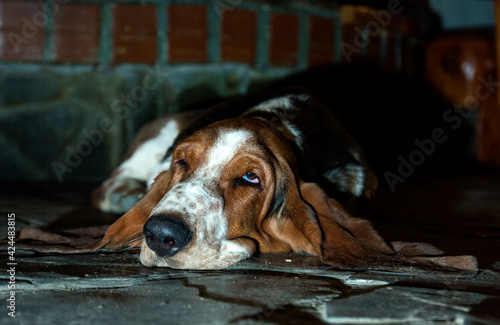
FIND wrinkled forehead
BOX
[203,128,253,171]
[181,125,258,176]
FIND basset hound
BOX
[83,89,476,276]
[16,89,476,277]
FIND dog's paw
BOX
[92,176,146,214]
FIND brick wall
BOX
[0,0,422,69]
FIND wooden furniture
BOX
[426,28,500,164]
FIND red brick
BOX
[114,4,157,64]
[270,13,299,67]
[308,16,335,67]
[53,3,100,32]
[221,9,257,63]
[0,1,45,61]
[53,4,100,63]
[168,5,207,63]
[54,33,100,63]
[0,1,42,29]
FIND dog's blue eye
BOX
[241,172,260,185]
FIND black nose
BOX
[143,215,193,257]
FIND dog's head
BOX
[140,117,298,269]
[102,117,321,268]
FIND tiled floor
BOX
[1,168,500,324]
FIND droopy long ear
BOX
[98,171,171,251]
[281,181,478,278]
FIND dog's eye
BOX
[175,159,188,169]
[241,172,260,185]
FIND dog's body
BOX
[87,88,477,276]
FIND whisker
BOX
[128,235,145,245]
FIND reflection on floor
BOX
[1,168,500,324]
